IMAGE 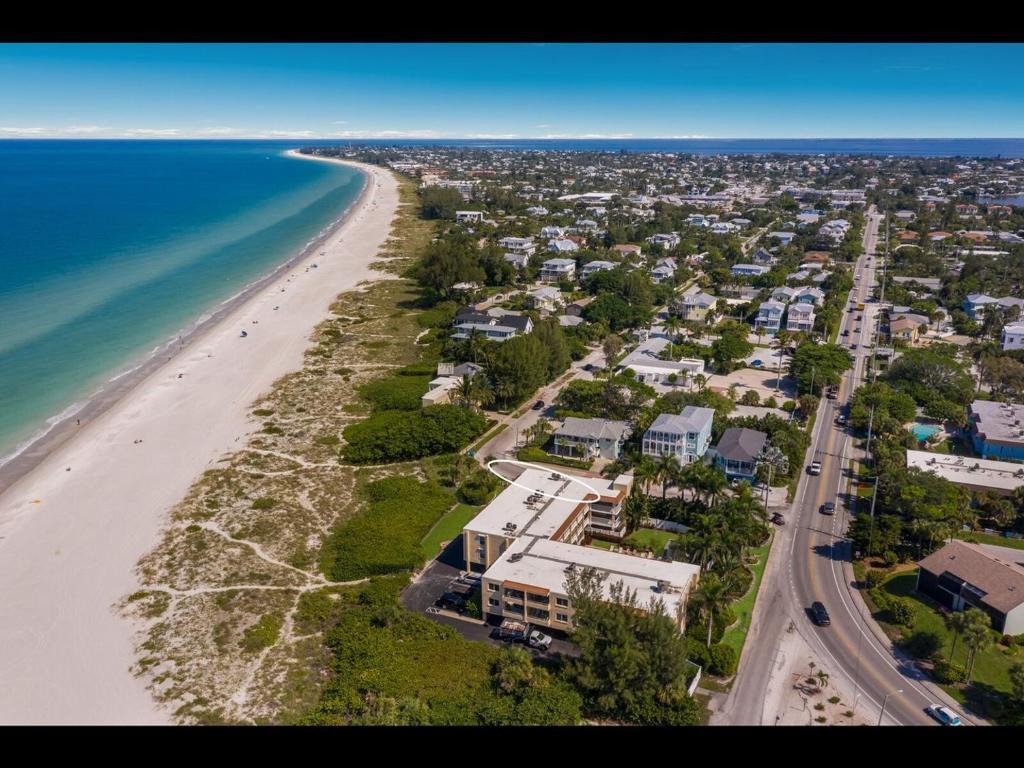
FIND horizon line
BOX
[2,135,1024,141]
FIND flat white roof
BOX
[485,536,699,618]
[907,450,1024,492]
[464,467,619,540]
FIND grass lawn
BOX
[721,531,775,658]
[870,570,1021,710]
[420,502,482,560]
[588,528,684,555]
[955,530,1024,552]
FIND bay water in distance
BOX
[0,140,364,465]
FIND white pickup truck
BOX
[497,619,552,651]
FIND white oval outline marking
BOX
[486,459,604,504]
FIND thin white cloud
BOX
[63,125,108,135]
[466,133,520,139]
[256,129,317,138]
[122,128,181,137]
[536,133,636,139]
[0,126,48,136]
[197,126,243,136]
[332,129,442,139]
[333,120,348,125]
[536,124,551,129]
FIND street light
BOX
[878,688,903,726]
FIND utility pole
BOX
[865,403,876,459]
[878,689,903,726]
[866,474,880,559]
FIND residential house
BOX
[731,263,770,278]
[612,244,642,258]
[452,310,534,342]
[770,286,797,304]
[894,210,917,222]
[651,259,677,284]
[503,252,530,270]
[525,206,549,217]
[641,406,715,464]
[564,296,595,317]
[547,239,579,255]
[646,233,681,251]
[1002,322,1024,351]
[455,211,485,224]
[890,315,924,343]
[465,469,700,630]
[497,236,537,257]
[755,300,786,335]
[768,231,796,246]
[969,399,1024,460]
[553,418,631,461]
[711,428,768,481]
[580,260,616,280]
[528,286,563,313]
[617,336,705,386]
[752,248,776,266]
[916,540,1024,636]
[540,258,577,283]
[796,212,820,228]
[793,287,826,306]
[420,362,484,408]
[540,226,566,239]
[786,303,816,333]
[674,292,718,324]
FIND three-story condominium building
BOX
[452,310,534,342]
[786,303,816,333]
[755,300,786,335]
[540,258,577,282]
[463,468,700,631]
[641,405,715,464]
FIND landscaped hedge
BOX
[932,657,968,684]
[342,405,489,463]
[708,643,737,677]
[321,476,456,581]
[516,446,592,470]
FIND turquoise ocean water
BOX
[0,140,364,464]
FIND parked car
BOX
[820,501,836,515]
[771,512,785,526]
[532,400,545,411]
[850,343,857,350]
[583,363,594,372]
[808,460,822,475]
[751,359,763,367]
[836,414,847,426]
[811,601,831,626]
[437,591,467,612]
[926,705,962,726]
[527,629,553,651]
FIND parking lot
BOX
[400,536,578,659]
[706,364,798,401]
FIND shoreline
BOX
[0,152,400,724]
[0,151,370,495]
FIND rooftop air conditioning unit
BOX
[974,463,981,471]
[509,553,524,563]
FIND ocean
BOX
[0,140,365,465]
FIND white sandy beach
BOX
[0,154,399,724]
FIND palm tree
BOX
[962,609,994,682]
[663,315,681,359]
[632,454,659,496]
[815,669,830,690]
[945,610,970,661]
[690,572,732,649]
[454,374,477,409]
[466,328,486,365]
[622,488,649,535]
[698,465,729,507]
[655,453,678,500]
[692,373,708,393]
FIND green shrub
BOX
[932,658,968,684]
[458,468,502,505]
[887,597,915,627]
[865,569,886,589]
[868,586,891,612]
[686,639,711,670]
[252,408,274,417]
[342,406,488,464]
[708,643,737,677]
[903,630,942,660]
[781,400,796,412]
[321,477,456,581]
[241,613,283,653]
[251,497,276,511]
[357,373,432,411]
[883,550,899,568]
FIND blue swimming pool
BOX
[910,424,941,441]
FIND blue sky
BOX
[1,43,1023,139]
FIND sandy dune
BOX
[0,155,398,724]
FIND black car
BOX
[771,512,785,526]
[437,591,467,611]
[583,363,594,372]
[532,400,545,411]
[811,601,831,626]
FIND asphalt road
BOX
[720,208,977,727]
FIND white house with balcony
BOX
[540,258,577,283]
[452,311,534,342]
[455,211,485,224]
[786,303,816,333]
[732,263,770,278]
[755,300,785,335]
[498,236,537,257]
[581,260,616,280]
[794,286,826,306]
[547,239,579,255]
[771,286,797,304]
[641,406,715,465]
